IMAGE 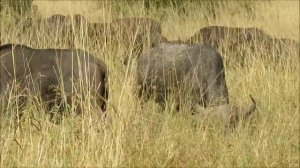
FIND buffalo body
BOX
[0,44,108,113]
[187,26,299,66]
[187,26,267,48]
[137,42,255,126]
[138,43,229,107]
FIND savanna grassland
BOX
[0,1,299,167]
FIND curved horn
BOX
[241,94,256,119]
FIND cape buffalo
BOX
[187,26,267,48]
[88,22,111,45]
[42,14,74,47]
[44,14,72,35]
[0,44,108,114]
[17,17,34,33]
[71,14,89,35]
[137,42,256,127]
[186,26,298,66]
[73,14,88,26]
[186,26,269,66]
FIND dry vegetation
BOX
[0,1,299,167]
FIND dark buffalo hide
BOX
[187,26,267,49]
[186,26,298,66]
[88,22,111,45]
[44,14,72,36]
[0,44,108,114]
[71,14,89,36]
[137,42,256,127]
[43,14,90,47]
[41,14,74,47]
[73,14,88,26]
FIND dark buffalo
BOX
[0,44,108,114]
[187,26,298,66]
[44,14,72,35]
[17,17,34,33]
[71,14,89,35]
[137,42,256,127]
[73,14,88,26]
[110,18,164,64]
[15,5,40,34]
[88,22,111,45]
[187,26,267,48]
[42,14,74,47]
[16,14,71,38]
[186,26,269,66]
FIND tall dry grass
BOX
[0,1,299,167]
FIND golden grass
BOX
[0,1,299,167]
